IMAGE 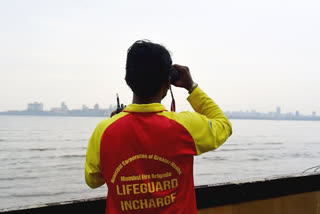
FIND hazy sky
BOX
[1,0,319,114]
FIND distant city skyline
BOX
[1,101,319,121]
[0,101,116,118]
[1,97,319,115]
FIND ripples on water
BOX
[0,116,320,211]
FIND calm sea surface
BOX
[0,115,320,211]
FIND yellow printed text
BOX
[116,178,178,195]
[120,193,176,211]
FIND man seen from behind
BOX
[85,40,232,214]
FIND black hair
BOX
[125,40,172,98]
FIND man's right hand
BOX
[171,64,195,92]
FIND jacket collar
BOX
[123,103,167,113]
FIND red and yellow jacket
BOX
[85,86,232,214]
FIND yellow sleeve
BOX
[184,86,232,155]
[85,112,129,188]
[84,120,107,189]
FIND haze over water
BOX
[1,115,319,211]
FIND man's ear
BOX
[125,75,129,85]
[160,79,170,100]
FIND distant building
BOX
[50,102,69,114]
[27,102,43,112]
[82,105,89,111]
[296,111,300,117]
[94,103,99,111]
[312,111,316,117]
[61,102,69,112]
[276,107,281,115]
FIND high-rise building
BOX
[276,107,281,115]
[61,102,69,112]
[94,103,99,111]
[27,102,44,112]
[82,105,89,111]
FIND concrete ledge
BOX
[195,173,320,209]
[3,173,320,213]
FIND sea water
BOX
[0,115,319,211]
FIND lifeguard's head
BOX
[125,40,172,99]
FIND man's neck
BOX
[132,94,162,104]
